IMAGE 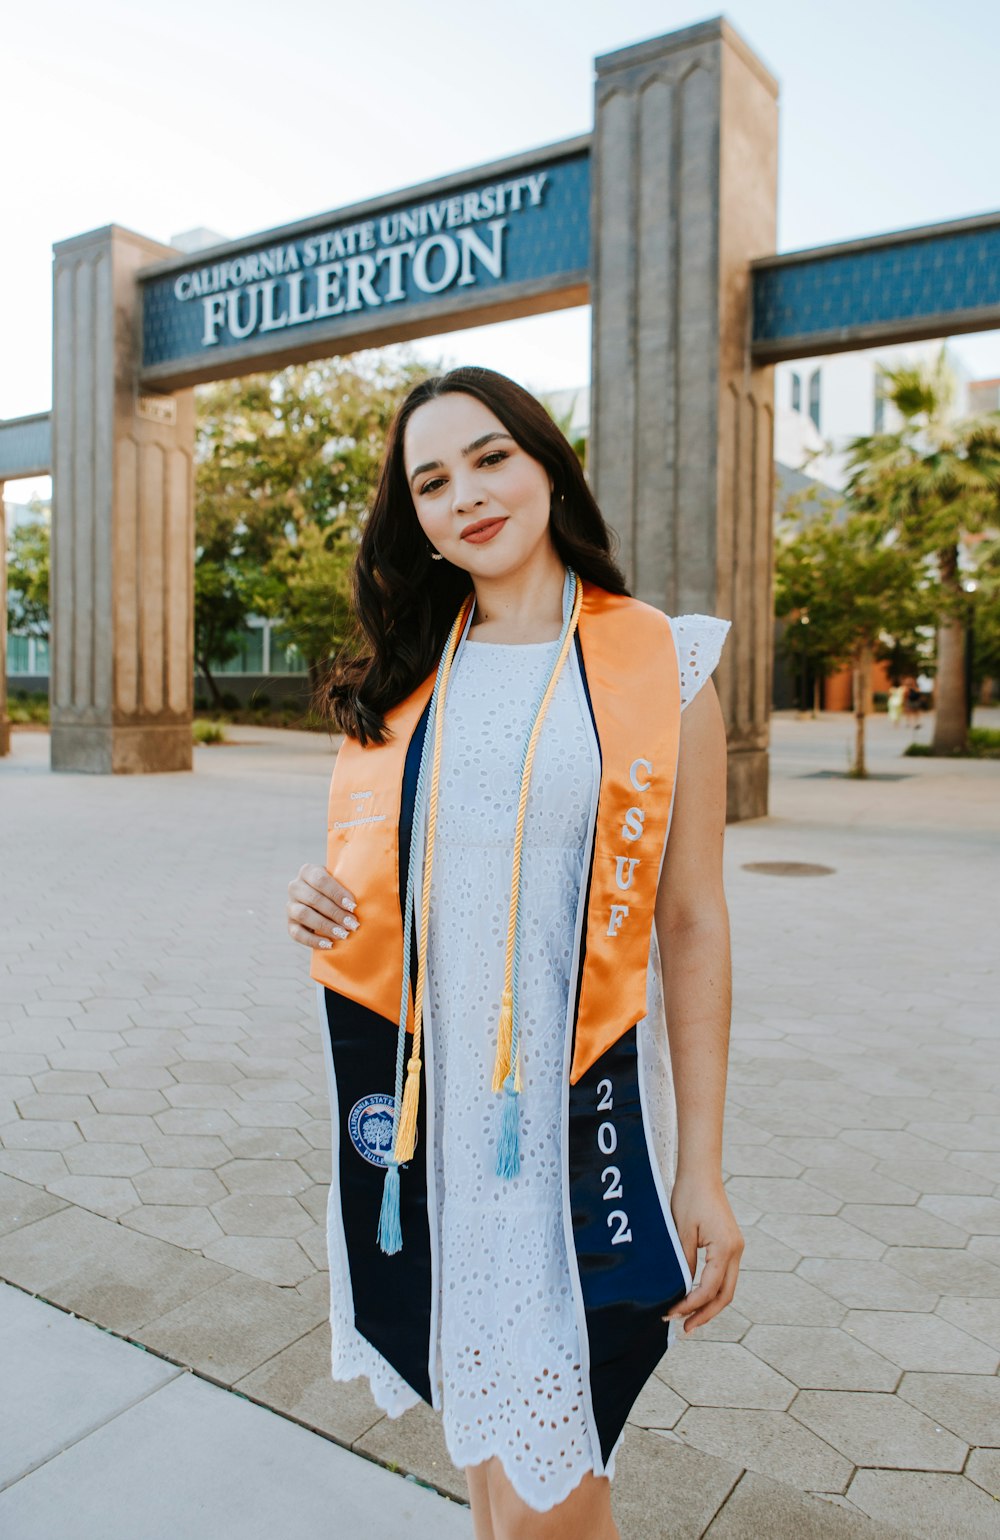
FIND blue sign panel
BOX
[142,150,590,375]
[753,219,1000,359]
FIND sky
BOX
[4,0,1000,499]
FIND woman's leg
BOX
[484,1456,619,1540]
[466,1461,496,1540]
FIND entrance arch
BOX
[42,18,779,818]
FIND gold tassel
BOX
[393,1056,422,1162]
[491,987,514,1092]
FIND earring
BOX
[428,544,444,561]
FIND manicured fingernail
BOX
[318,939,333,949]
[333,926,348,940]
[342,897,356,912]
[343,915,359,931]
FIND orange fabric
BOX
[309,666,436,1027]
[570,583,680,1083]
[309,581,681,1079]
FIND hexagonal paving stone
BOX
[226,1102,312,1129]
[795,1257,939,1313]
[200,1235,316,1286]
[743,1325,899,1392]
[628,1373,686,1430]
[800,1166,920,1206]
[234,1078,311,1104]
[141,1135,232,1169]
[837,1204,969,1248]
[965,1449,1000,1501]
[757,1215,885,1261]
[100,1065,177,1090]
[45,1174,141,1219]
[883,1246,1000,1298]
[724,1176,841,1215]
[78,1114,161,1143]
[875,1158,993,1197]
[31,1070,106,1095]
[846,1468,1000,1540]
[674,1407,853,1493]
[897,1371,1000,1445]
[728,1270,845,1327]
[655,1340,796,1410]
[918,1193,1000,1233]
[936,1294,1000,1350]
[0,1119,82,1151]
[0,1149,70,1184]
[737,1226,802,1273]
[169,1060,244,1084]
[161,1083,244,1110]
[132,1166,229,1205]
[210,1193,314,1238]
[153,1108,238,1137]
[63,1142,152,1177]
[217,1159,311,1196]
[843,1310,998,1375]
[221,1126,312,1161]
[790,1390,968,1471]
[89,1088,169,1116]
[120,1204,225,1248]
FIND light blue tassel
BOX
[377,1159,402,1254]
[496,1081,521,1179]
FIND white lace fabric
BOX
[323,613,731,1510]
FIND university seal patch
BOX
[347,1093,404,1166]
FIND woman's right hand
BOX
[286,864,359,951]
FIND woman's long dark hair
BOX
[317,365,629,744]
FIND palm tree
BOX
[845,350,1000,753]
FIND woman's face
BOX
[403,392,555,574]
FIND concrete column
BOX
[0,484,9,757]
[590,19,778,820]
[51,225,195,773]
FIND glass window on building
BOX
[213,624,264,676]
[8,635,31,674]
[6,634,49,674]
[271,630,309,674]
[790,372,802,413]
[808,368,821,431]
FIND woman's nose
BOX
[451,477,486,514]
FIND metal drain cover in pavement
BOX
[741,861,836,877]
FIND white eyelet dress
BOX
[324,613,731,1511]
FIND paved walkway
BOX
[0,710,997,1538]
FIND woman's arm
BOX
[653,677,743,1332]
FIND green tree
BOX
[194,349,434,704]
[970,535,1000,703]
[846,350,1000,753]
[5,500,50,637]
[775,502,932,776]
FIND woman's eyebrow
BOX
[408,432,514,486]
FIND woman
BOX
[286,366,742,1539]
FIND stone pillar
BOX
[0,484,9,757]
[51,225,195,773]
[590,19,778,820]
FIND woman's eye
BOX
[419,477,444,494]
[481,450,508,467]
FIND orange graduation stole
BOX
[310,575,681,1086]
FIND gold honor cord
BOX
[395,571,583,1166]
[391,592,474,1165]
[378,569,583,1254]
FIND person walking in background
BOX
[887,682,904,727]
[903,676,923,730]
[286,366,742,1539]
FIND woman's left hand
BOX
[665,1175,744,1334]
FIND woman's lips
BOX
[461,518,507,544]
